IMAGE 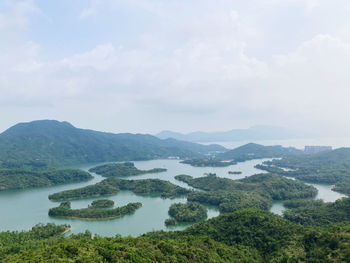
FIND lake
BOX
[0,159,345,236]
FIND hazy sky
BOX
[1,0,350,134]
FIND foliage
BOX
[89,162,167,177]
[217,143,302,162]
[90,199,114,208]
[283,197,350,226]
[180,159,236,167]
[0,120,225,168]
[175,173,317,213]
[257,148,350,194]
[49,178,190,201]
[0,168,92,191]
[3,209,350,262]
[165,202,207,226]
[0,223,68,260]
[48,201,142,220]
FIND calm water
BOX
[0,159,346,236]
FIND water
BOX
[0,159,346,235]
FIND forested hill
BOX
[217,143,303,161]
[0,120,226,168]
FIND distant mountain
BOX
[156,125,310,143]
[217,143,303,161]
[0,120,227,168]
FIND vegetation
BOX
[165,202,207,226]
[180,158,236,167]
[0,223,69,260]
[228,171,242,175]
[89,162,167,177]
[217,143,302,162]
[175,173,317,213]
[48,201,142,220]
[0,168,92,191]
[283,197,350,226]
[3,209,350,262]
[257,148,350,194]
[49,178,190,201]
[0,120,226,168]
[90,199,114,208]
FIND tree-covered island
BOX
[89,162,167,177]
[180,158,236,167]
[48,201,142,220]
[0,169,92,191]
[165,202,208,226]
[49,178,190,201]
[175,173,317,213]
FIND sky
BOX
[1,0,350,135]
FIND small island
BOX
[228,171,242,175]
[89,162,167,177]
[49,178,190,201]
[180,159,236,167]
[0,169,92,191]
[165,202,207,226]
[48,200,142,220]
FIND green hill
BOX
[2,209,350,262]
[217,143,303,161]
[0,120,226,168]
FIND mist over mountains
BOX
[156,125,311,143]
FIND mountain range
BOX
[0,120,226,168]
[156,125,310,143]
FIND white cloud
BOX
[1,0,350,134]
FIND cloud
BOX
[0,0,350,134]
[78,8,97,20]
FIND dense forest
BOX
[180,158,236,167]
[49,178,190,201]
[0,168,92,191]
[48,201,142,220]
[175,173,317,213]
[89,162,167,177]
[165,202,207,226]
[283,197,350,226]
[257,148,350,194]
[0,120,226,168]
[2,209,350,262]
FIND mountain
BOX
[217,143,303,161]
[156,125,310,143]
[0,120,227,168]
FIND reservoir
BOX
[0,159,345,236]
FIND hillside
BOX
[0,120,226,168]
[217,143,303,161]
[3,209,349,262]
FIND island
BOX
[175,173,317,213]
[48,178,190,201]
[165,202,207,226]
[0,169,92,191]
[89,162,167,177]
[48,200,142,220]
[255,148,350,195]
[180,159,236,167]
